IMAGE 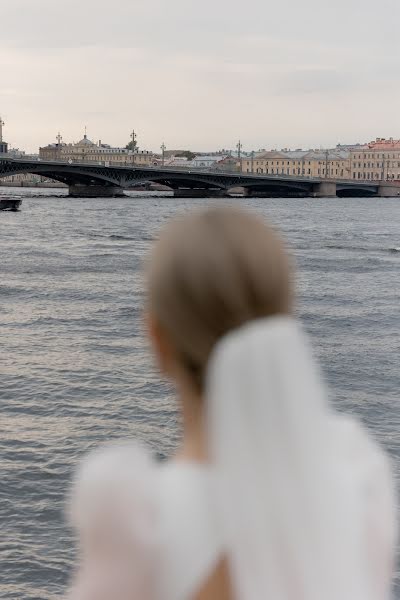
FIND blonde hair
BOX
[147,206,292,390]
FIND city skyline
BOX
[1,0,400,153]
[1,121,395,157]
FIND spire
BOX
[56,132,63,145]
[84,125,87,140]
[0,117,4,143]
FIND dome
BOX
[76,134,95,147]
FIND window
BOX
[353,173,356,179]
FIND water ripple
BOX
[0,190,399,598]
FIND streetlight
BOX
[56,132,63,160]
[161,142,166,167]
[236,140,243,172]
[131,129,137,165]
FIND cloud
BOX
[0,0,400,152]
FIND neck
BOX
[175,382,208,463]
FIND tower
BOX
[0,117,8,154]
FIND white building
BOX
[191,155,229,168]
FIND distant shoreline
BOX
[0,181,67,188]
[0,181,171,192]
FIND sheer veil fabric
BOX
[68,316,396,600]
[206,316,396,600]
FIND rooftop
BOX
[76,134,96,146]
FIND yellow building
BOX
[242,139,400,182]
[350,139,400,181]
[39,134,158,167]
[241,149,351,179]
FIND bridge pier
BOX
[378,184,400,197]
[68,184,125,198]
[313,181,337,198]
[173,188,227,198]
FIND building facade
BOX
[39,135,158,166]
[241,139,400,182]
[350,138,400,181]
[191,154,230,168]
[241,149,351,179]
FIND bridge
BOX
[0,156,399,198]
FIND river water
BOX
[0,187,399,599]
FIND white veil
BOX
[205,316,372,600]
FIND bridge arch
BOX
[240,178,312,197]
[0,159,122,187]
[336,183,377,197]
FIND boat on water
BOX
[0,198,22,211]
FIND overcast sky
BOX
[1,0,400,153]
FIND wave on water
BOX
[83,232,154,242]
[109,234,137,241]
[321,244,400,253]
[1,194,399,600]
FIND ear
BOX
[146,312,175,378]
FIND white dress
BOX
[67,416,396,600]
